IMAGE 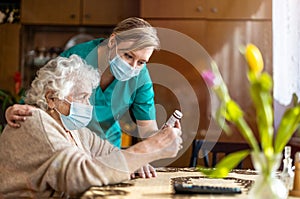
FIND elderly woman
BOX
[0,55,182,198]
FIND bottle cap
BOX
[173,110,183,119]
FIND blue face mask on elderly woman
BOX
[56,99,93,131]
[109,48,143,81]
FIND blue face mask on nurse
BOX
[108,38,150,81]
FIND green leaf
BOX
[226,100,243,122]
[200,150,250,178]
[259,73,272,91]
[249,71,273,155]
[292,93,299,106]
[215,103,232,135]
[274,106,300,153]
[235,118,260,152]
[2,97,9,111]
[196,167,215,176]
[256,92,274,155]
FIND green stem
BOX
[236,118,260,152]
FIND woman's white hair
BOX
[24,55,100,111]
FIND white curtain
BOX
[273,0,300,106]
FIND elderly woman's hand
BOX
[140,126,183,159]
[5,104,35,128]
[122,126,182,175]
[131,164,157,179]
[156,127,183,158]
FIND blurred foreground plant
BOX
[199,44,300,178]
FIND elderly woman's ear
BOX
[45,91,56,110]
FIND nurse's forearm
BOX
[136,120,158,138]
[122,134,163,172]
[122,140,162,172]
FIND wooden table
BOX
[81,168,298,199]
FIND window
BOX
[273,0,300,128]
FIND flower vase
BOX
[248,152,288,199]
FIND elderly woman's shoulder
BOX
[29,108,48,119]
[25,108,57,127]
[1,108,55,137]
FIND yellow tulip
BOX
[245,44,264,74]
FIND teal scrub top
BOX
[60,38,156,147]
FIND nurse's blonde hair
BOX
[24,55,100,111]
[112,17,160,51]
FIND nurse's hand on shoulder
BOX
[5,104,35,128]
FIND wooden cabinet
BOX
[206,0,271,19]
[141,0,206,18]
[82,0,139,25]
[141,0,271,19]
[141,0,272,167]
[0,24,21,94]
[21,0,139,25]
[203,20,272,101]
[21,0,81,25]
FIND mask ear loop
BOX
[53,107,70,132]
[64,98,72,105]
[52,98,71,117]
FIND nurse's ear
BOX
[108,34,116,49]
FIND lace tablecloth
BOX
[81,168,294,199]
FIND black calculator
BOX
[173,183,242,195]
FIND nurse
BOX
[5,17,178,178]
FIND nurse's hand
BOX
[5,104,34,128]
[131,164,157,179]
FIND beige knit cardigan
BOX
[0,109,130,198]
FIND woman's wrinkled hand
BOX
[123,126,183,176]
[161,119,182,130]
[150,127,183,159]
[5,104,35,128]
